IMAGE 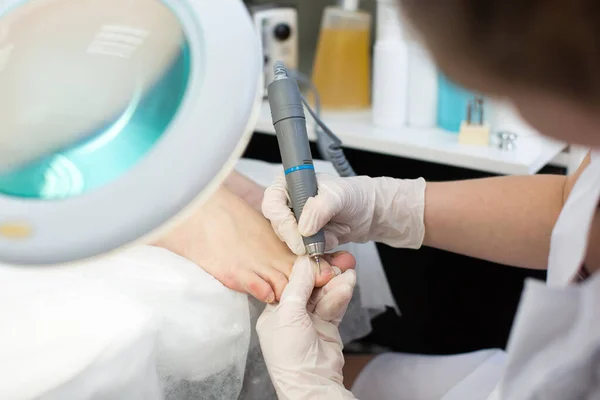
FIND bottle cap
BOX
[339,0,359,11]
[376,0,403,41]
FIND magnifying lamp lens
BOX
[0,0,191,199]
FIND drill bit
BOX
[313,255,321,274]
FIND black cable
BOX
[288,70,357,177]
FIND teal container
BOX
[0,40,191,200]
[437,74,474,133]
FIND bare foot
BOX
[154,187,356,302]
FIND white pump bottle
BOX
[372,0,408,128]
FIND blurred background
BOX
[245,0,377,76]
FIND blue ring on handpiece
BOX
[284,165,314,175]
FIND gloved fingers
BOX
[315,173,340,184]
[311,316,345,349]
[325,222,353,239]
[308,266,343,313]
[263,208,305,256]
[256,302,277,333]
[256,258,306,332]
[313,270,356,326]
[254,265,289,302]
[270,216,306,256]
[322,222,354,251]
[314,284,355,328]
[262,179,306,256]
[298,193,341,237]
[308,267,356,316]
[324,231,339,251]
[279,256,317,308]
[262,173,291,210]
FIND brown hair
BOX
[399,0,600,106]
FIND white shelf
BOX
[254,100,568,175]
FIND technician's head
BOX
[399,0,600,147]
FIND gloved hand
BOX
[257,256,357,400]
[262,173,427,255]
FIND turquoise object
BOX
[437,73,474,133]
[0,40,191,200]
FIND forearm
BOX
[423,174,566,269]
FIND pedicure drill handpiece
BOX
[267,61,326,270]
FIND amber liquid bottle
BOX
[311,1,372,110]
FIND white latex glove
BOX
[257,256,357,400]
[262,173,427,255]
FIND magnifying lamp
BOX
[0,0,262,265]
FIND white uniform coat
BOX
[485,151,600,399]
